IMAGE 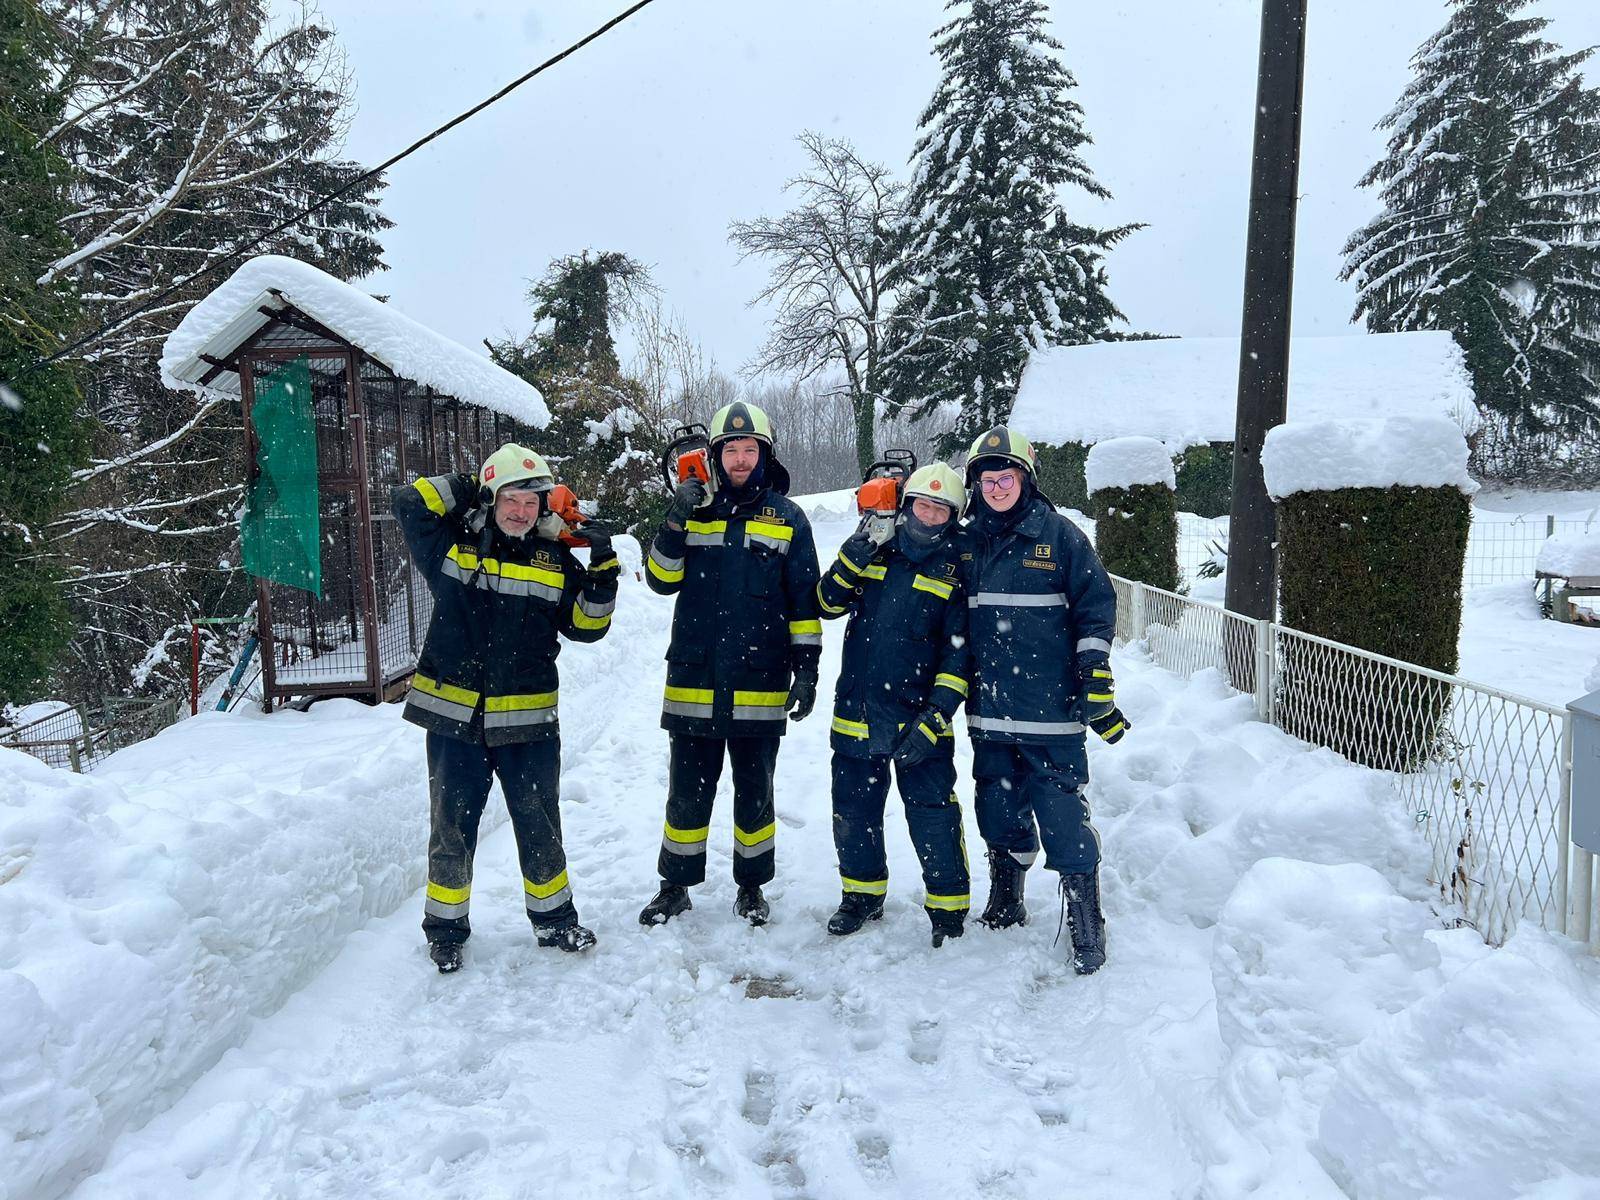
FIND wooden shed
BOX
[161,255,549,709]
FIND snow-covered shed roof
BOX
[161,255,548,427]
[1012,331,1475,450]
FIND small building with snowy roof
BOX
[163,255,549,709]
[1010,331,1477,514]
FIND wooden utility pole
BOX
[1226,0,1309,621]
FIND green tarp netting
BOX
[242,355,321,596]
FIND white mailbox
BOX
[1567,690,1600,854]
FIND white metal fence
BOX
[1112,576,1599,952]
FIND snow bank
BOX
[1315,929,1600,1199]
[0,703,437,1199]
[1085,436,1176,494]
[1537,531,1600,580]
[1261,415,1477,499]
[789,487,861,523]
[1014,331,1477,449]
[161,255,548,428]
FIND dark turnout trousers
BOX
[972,739,1100,875]
[423,731,574,945]
[658,733,779,887]
[831,752,970,912]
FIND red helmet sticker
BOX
[930,479,942,490]
[484,465,496,480]
[523,459,535,469]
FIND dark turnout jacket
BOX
[393,471,618,746]
[817,529,971,759]
[645,481,822,738]
[965,494,1116,747]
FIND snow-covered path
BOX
[25,518,1600,1199]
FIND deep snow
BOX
[7,514,1599,1200]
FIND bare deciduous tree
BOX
[730,132,901,475]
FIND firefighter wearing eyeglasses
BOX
[962,425,1129,974]
[817,463,973,947]
[638,402,823,928]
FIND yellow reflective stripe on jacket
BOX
[831,714,869,739]
[571,600,611,630]
[842,876,888,895]
[685,519,728,535]
[746,520,793,543]
[817,584,848,616]
[860,564,887,580]
[414,476,448,516]
[789,618,822,646]
[412,673,480,706]
[925,892,971,911]
[788,619,822,636]
[647,546,685,583]
[837,548,868,576]
[934,672,969,698]
[446,546,564,588]
[913,574,955,600]
[484,692,558,712]
[665,686,714,704]
[733,690,787,707]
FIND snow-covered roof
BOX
[1537,533,1600,581]
[161,255,548,427]
[1013,332,1476,450]
[1261,416,1477,499]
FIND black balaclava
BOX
[970,455,1035,536]
[716,440,769,507]
[896,503,956,563]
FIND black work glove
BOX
[581,518,615,564]
[456,472,484,512]
[786,668,818,722]
[894,707,951,768]
[838,522,882,575]
[665,477,707,527]
[1078,661,1130,744]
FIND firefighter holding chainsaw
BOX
[639,402,823,927]
[818,461,973,947]
[962,425,1128,975]
[394,444,619,973]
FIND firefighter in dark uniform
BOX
[963,426,1129,974]
[394,444,619,973]
[638,402,823,927]
[818,463,973,947]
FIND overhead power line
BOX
[23,0,661,377]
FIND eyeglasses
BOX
[979,472,1020,494]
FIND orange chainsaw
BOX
[545,484,596,547]
[856,449,918,516]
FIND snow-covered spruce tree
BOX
[1342,0,1600,445]
[36,0,389,701]
[0,0,89,704]
[488,252,667,536]
[882,0,1139,455]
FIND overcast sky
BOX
[305,0,1600,376]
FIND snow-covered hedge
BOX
[1261,415,1476,499]
[1085,436,1176,494]
[1269,417,1473,766]
[1088,438,1179,592]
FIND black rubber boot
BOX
[536,916,597,953]
[1061,869,1107,975]
[429,942,463,974]
[928,908,965,948]
[826,892,885,936]
[735,884,770,927]
[639,882,692,926]
[978,850,1028,929]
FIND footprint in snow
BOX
[907,1017,943,1065]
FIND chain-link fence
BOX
[0,696,183,773]
[1171,512,1597,593]
[1112,575,1598,952]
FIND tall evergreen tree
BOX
[34,0,390,699]
[0,0,88,704]
[882,0,1138,454]
[1342,0,1600,437]
[488,252,665,534]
